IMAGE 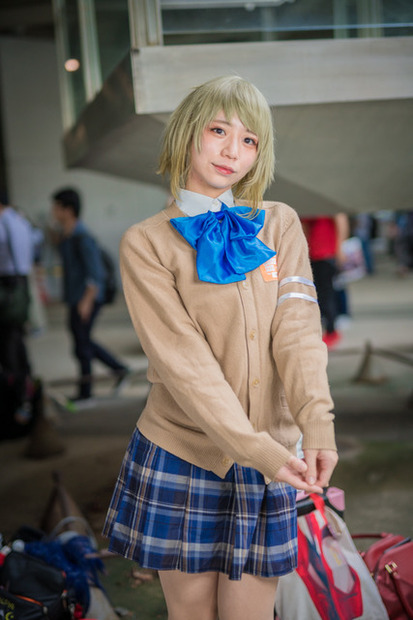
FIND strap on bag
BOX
[2,215,20,275]
[309,494,357,616]
[310,492,326,515]
[0,214,31,326]
[352,532,406,573]
[352,533,391,540]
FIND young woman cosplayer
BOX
[103,76,338,620]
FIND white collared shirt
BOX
[176,189,235,217]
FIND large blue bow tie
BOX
[170,204,276,284]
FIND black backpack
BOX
[0,551,76,619]
[99,246,118,305]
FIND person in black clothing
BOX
[0,196,38,425]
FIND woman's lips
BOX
[213,164,235,175]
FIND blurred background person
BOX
[354,212,376,276]
[0,195,41,424]
[301,213,349,349]
[393,210,413,277]
[51,187,129,406]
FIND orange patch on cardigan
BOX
[260,255,278,281]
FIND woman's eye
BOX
[244,137,258,147]
[211,127,225,135]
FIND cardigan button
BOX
[252,378,260,387]
[249,329,256,340]
[221,457,231,466]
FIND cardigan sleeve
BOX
[120,222,294,479]
[271,206,337,452]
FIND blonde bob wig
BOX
[158,75,275,213]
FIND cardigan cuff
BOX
[248,433,296,481]
[300,419,337,452]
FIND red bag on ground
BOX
[354,533,413,619]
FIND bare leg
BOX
[158,570,219,620]
[217,572,278,620]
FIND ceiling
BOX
[0,0,54,40]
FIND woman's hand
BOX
[78,284,98,322]
[302,448,338,489]
[275,449,338,494]
[78,296,94,322]
[275,455,324,494]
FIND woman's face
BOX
[186,112,258,198]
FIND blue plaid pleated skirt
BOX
[103,429,297,580]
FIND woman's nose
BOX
[222,137,239,159]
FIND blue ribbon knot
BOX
[170,204,276,284]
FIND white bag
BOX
[334,236,367,288]
[275,494,389,620]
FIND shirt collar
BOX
[176,189,235,217]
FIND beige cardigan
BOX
[120,200,336,481]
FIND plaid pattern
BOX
[103,429,297,580]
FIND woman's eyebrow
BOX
[212,118,258,136]
[212,117,231,126]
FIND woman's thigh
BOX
[158,570,219,620]
[217,572,278,620]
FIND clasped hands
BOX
[275,449,338,494]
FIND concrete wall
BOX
[132,37,413,113]
[0,37,167,261]
[62,35,413,214]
